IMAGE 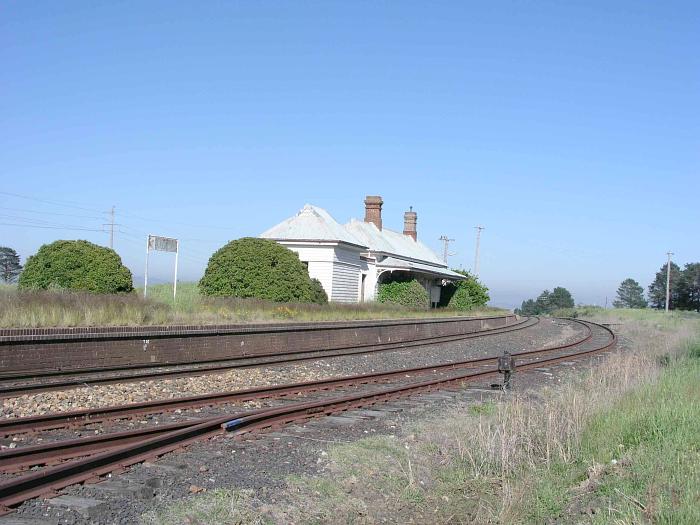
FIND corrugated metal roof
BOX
[376,256,466,280]
[345,219,445,266]
[260,205,367,247]
[261,204,449,269]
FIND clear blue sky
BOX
[2,2,698,308]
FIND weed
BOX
[0,283,504,328]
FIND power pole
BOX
[438,235,455,264]
[109,206,115,249]
[665,251,674,313]
[103,206,117,249]
[473,225,484,277]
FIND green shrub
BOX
[18,240,133,293]
[376,279,429,309]
[550,307,578,318]
[309,278,328,304]
[447,286,474,310]
[199,237,323,303]
[439,270,490,310]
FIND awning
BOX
[376,257,466,280]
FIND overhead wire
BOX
[0,191,106,214]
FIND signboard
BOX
[148,235,178,253]
[144,234,180,300]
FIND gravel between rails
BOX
[0,319,616,525]
[0,318,581,420]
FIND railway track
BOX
[0,318,615,514]
[0,317,578,437]
[0,316,538,398]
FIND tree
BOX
[18,240,133,293]
[549,287,575,310]
[309,278,329,305]
[439,269,490,310]
[516,286,575,315]
[0,247,22,283]
[517,299,537,316]
[648,262,681,309]
[613,278,647,308]
[199,237,326,303]
[534,290,552,313]
[677,263,700,312]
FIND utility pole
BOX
[103,206,117,249]
[438,235,455,264]
[473,225,484,277]
[665,251,674,313]
[109,206,115,249]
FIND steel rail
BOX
[0,319,616,513]
[0,320,595,470]
[0,317,539,398]
[0,315,531,381]
[0,317,579,437]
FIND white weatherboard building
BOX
[260,196,465,304]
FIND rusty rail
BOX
[0,319,615,514]
[0,316,537,398]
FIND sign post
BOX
[143,234,180,301]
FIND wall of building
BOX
[331,245,366,303]
[278,243,337,299]
[278,242,368,303]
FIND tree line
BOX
[514,260,700,315]
[617,262,700,311]
[515,286,575,315]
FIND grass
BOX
[140,489,268,525]
[142,308,700,524]
[0,282,503,328]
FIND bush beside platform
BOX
[0,283,505,328]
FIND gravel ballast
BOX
[1,318,581,420]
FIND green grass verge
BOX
[525,344,700,524]
[141,311,700,524]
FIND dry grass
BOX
[0,283,502,328]
[145,309,700,524]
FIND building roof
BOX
[261,204,452,271]
[345,219,446,266]
[260,204,367,248]
[376,256,466,280]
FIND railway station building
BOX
[260,196,465,304]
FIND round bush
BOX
[18,240,133,293]
[376,279,429,309]
[199,238,325,303]
[309,278,328,304]
[439,270,490,310]
[447,286,475,310]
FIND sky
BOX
[1,1,698,308]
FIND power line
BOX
[0,206,105,221]
[1,191,237,234]
[0,191,105,214]
[0,222,104,232]
[0,212,105,233]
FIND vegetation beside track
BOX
[143,309,700,524]
[0,283,504,328]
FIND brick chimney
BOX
[364,195,383,230]
[403,206,417,241]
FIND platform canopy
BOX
[376,256,467,281]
